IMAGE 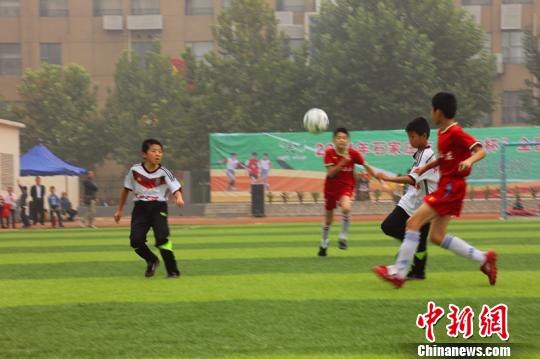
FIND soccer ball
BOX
[303,108,329,134]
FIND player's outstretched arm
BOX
[114,188,130,223]
[414,158,440,176]
[376,173,415,185]
[362,163,378,179]
[459,145,486,172]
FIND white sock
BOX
[441,235,486,263]
[340,214,350,240]
[320,224,330,248]
[395,230,420,278]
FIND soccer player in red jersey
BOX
[319,127,378,256]
[373,92,497,288]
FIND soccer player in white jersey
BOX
[375,117,439,280]
[114,139,184,278]
[260,153,272,190]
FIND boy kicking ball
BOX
[373,92,497,288]
[376,117,439,280]
[114,139,184,278]
[319,127,379,256]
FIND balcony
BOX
[127,15,163,30]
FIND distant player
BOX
[245,152,260,184]
[319,127,379,256]
[260,153,272,190]
[114,139,184,278]
[220,153,240,191]
[376,117,439,280]
[373,92,497,288]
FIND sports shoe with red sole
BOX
[372,265,405,289]
[480,250,497,285]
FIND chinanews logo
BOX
[417,301,509,343]
[415,301,511,357]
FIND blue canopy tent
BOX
[20,145,86,208]
[20,144,86,176]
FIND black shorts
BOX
[381,206,430,244]
[129,201,169,248]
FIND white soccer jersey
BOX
[398,147,440,216]
[226,159,239,171]
[260,159,271,171]
[124,163,181,202]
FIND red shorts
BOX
[324,186,354,211]
[423,177,467,217]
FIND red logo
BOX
[416,301,445,343]
[479,304,509,341]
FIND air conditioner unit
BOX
[495,53,504,74]
[127,15,163,30]
[275,11,293,25]
[501,4,521,30]
[102,15,123,30]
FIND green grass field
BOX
[0,220,539,359]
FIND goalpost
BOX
[500,142,540,220]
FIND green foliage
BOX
[523,31,540,125]
[15,64,107,168]
[103,43,192,169]
[308,0,495,128]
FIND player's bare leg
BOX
[338,195,352,250]
[430,215,497,285]
[319,210,333,257]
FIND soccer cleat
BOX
[318,246,327,257]
[406,271,426,281]
[338,238,348,250]
[480,250,497,285]
[145,260,159,278]
[167,271,181,279]
[372,265,405,289]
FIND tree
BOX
[16,63,109,168]
[104,43,192,169]
[307,0,495,129]
[522,30,540,125]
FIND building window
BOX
[185,41,213,61]
[276,0,304,12]
[502,0,532,3]
[0,43,21,75]
[130,0,160,15]
[502,31,525,64]
[40,43,62,65]
[39,0,69,17]
[132,42,155,67]
[186,0,213,15]
[462,0,491,5]
[0,0,20,16]
[502,91,529,124]
[93,0,122,16]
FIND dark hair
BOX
[333,127,349,137]
[263,153,268,156]
[252,152,257,156]
[432,92,457,119]
[406,117,430,139]
[142,139,163,153]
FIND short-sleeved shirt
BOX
[124,163,181,202]
[398,146,440,216]
[226,158,239,171]
[324,146,365,191]
[246,158,259,175]
[260,159,271,171]
[437,122,481,178]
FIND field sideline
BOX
[0,219,539,358]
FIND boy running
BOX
[114,139,184,278]
[319,127,378,256]
[373,92,497,288]
[376,117,439,280]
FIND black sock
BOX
[134,245,158,263]
[159,249,179,274]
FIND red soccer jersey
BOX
[324,146,365,190]
[437,122,481,178]
[246,158,259,175]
